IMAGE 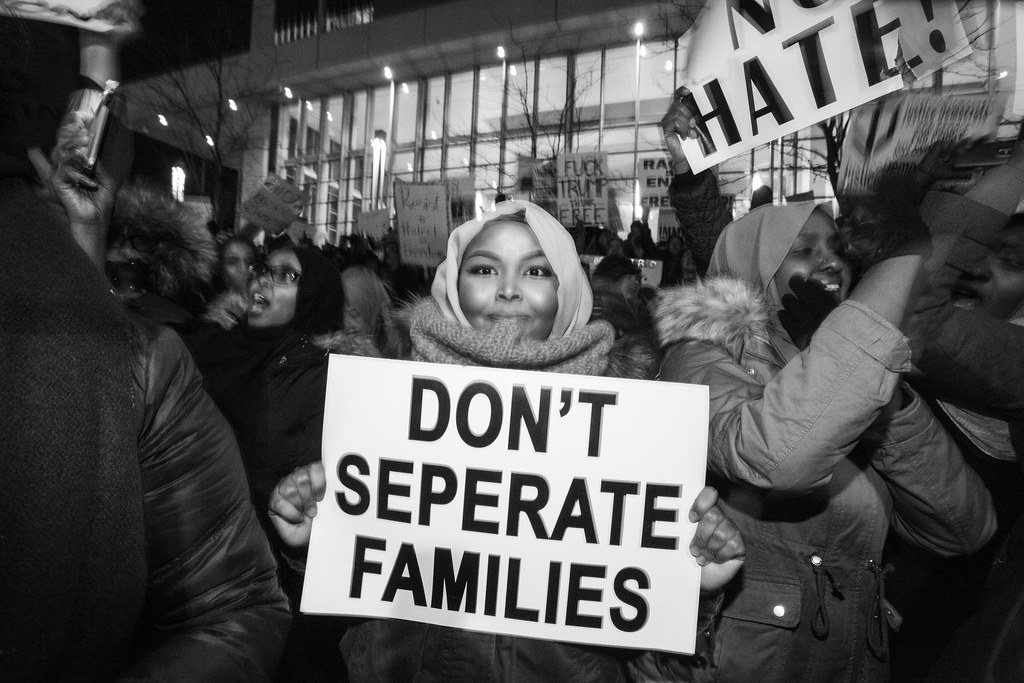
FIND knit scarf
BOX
[409,298,614,376]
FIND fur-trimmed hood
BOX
[653,275,773,364]
[312,329,384,359]
[109,182,217,298]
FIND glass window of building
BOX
[424,75,446,144]
[370,85,390,141]
[304,99,322,153]
[350,90,368,153]
[638,39,676,122]
[448,70,474,138]
[477,65,504,136]
[536,56,567,130]
[575,50,603,124]
[475,140,501,190]
[323,95,345,154]
[394,80,419,145]
[506,59,533,134]
[446,144,471,175]
[603,45,636,126]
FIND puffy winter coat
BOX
[124,316,291,680]
[654,276,996,683]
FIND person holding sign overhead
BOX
[653,198,996,681]
[269,200,746,681]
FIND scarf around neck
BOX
[409,299,614,376]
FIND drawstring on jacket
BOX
[810,555,844,638]
[867,560,895,661]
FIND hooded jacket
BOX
[653,203,996,682]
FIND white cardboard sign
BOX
[302,356,710,655]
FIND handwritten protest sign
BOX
[677,0,971,173]
[1,0,139,33]
[394,180,451,267]
[359,208,391,235]
[240,175,309,236]
[556,153,610,227]
[839,91,1004,195]
[303,356,709,654]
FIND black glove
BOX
[778,275,841,348]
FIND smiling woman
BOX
[456,213,560,341]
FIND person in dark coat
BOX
[2,16,290,679]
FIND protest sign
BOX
[677,0,972,173]
[240,175,309,236]
[839,91,1003,195]
[556,153,610,227]
[303,356,709,654]
[639,156,675,211]
[580,254,664,289]
[1,0,138,33]
[359,208,391,235]
[394,180,451,267]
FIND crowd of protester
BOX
[4,10,1024,683]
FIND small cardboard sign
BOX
[240,175,309,236]
[302,356,709,655]
[839,91,1004,195]
[556,153,610,227]
[394,180,451,267]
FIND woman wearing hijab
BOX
[268,201,747,681]
[187,245,382,682]
[651,202,996,682]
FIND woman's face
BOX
[772,210,852,302]
[222,241,256,295]
[248,249,302,328]
[952,225,1024,319]
[457,221,559,340]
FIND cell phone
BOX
[84,80,119,175]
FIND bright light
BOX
[228,98,238,111]
[509,64,517,76]
[665,60,673,72]
[999,70,1009,79]
[462,157,469,166]
[157,114,168,126]
[171,166,185,202]
[639,45,647,57]
[205,134,215,147]
[401,82,409,94]
[497,46,505,59]
[383,65,393,80]
[430,130,438,140]
[491,181,498,189]
[327,111,334,122]
[406,163,413,172]
[283,86,293,99]
[633,21,644,37]
[305,100,313,111]
[751,172,764,192]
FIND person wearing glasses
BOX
[186,244,381,681]
[106,182,218,333]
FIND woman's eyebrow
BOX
[463,250,500,260]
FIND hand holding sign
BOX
[269,461,327,549]
[687,486,745,593]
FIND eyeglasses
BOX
[249,262,302,286]
[109,234,158,254]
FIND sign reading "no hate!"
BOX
[302,356,710,655]
[677,0,972,173]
